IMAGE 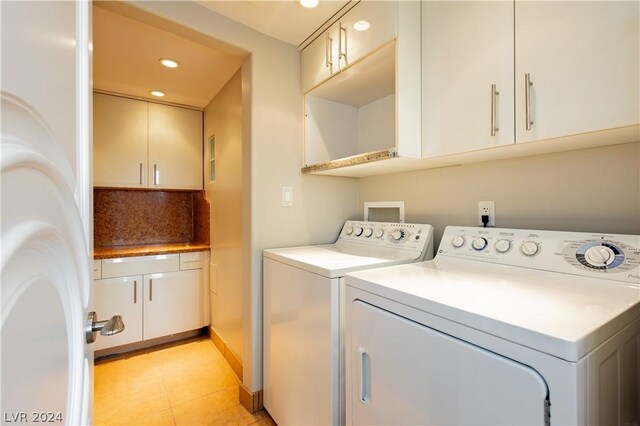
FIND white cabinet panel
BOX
[301,25,340,93]
[94,276,143,351]
[348,300,548,425]
[422,1,514,157]
[148,103,203,190]
[143,269,203,341]
[101,254,179,279]
[515,1,640,143]
[337,1,397,70]
[93,94,148,187]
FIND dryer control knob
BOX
[364,228,373,238]
[374,229,384,238]
[520,241,540,257]
[345,227,354,235]
[391,230,405,241]
[355,227,364,237]
[472,237,488,251]
[584,245,615,266]
[451,235,466,248]
[494,239,512,253]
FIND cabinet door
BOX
[515,1,640,143]
[93,276,143,350]
[143,269,203,340]
[93,93,148,187]
[338,1,397,71]
[148,103,203,190]
[301,24,340,93]
[422,1,514,157]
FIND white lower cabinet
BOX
[143,270,202,341]
[94,252,208,351]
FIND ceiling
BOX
[92,1,349,108]
[196,1,351,47]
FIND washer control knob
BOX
[374,229,384,238]
[345,227,353,235]
[494,239,512,254]
[355,227,364,237]
[585,245,615,266]
[472,237,488,251]
[391,230,405,241]
[520,241,540,257]
[364,228,373,238]
[451,235,466,248]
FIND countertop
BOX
[94,243,210,260]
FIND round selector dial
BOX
[572,241,626,271]
[451,235,466,248]
[520,241,540,257]
[471,237,488,251]
[391,230,405,241]
[374,229,384,239]
[494,239,512,254]
[345,227,353,235]
[354,227,364,237]
[363,228,373,238]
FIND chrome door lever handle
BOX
[85,311,125,344]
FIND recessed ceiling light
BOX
[353,20,370,32]
[150,90,165,97]
[300,0,318,8]
[160,58,179,68]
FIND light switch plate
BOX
[282,186,293,207]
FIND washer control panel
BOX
[438,226,640,284]
[338,221,434,255]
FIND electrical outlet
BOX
[478,201,495,227]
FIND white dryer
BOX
[345,226,640,425]
[263,220,434,426]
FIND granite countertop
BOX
[94,242,210,260]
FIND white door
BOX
[1,1,93,424]
[93,276,143,351]
[348,301,549,425]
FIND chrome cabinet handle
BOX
[490,84,499,136]
[325,33,333,68]
[85,312,125,344]
[133,280,137,304]
[149,279,153,301]
[139,163,143,185]
[339,23,347,61]
[153,164,158,185]
[525,73,534,130]
[358,346,371,404]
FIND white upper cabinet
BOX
[93,93,203,190]
[94,94,148,187]
[422,1,515,157]
[301,1,397,93]
[148,103,203,190]
[514,1,640,143]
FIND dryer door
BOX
[348,300,549,425]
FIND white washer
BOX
[263,220,435,426]
[345,226,640,425]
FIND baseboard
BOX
[239,383,263,414]
[209,326,243,380]
[94,328,205,360]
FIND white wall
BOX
[358,142,640,248]
[129,1,361,392]
[204,70,244,360]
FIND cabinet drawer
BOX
[180,252,204,270]
[93,260,102,279]
[101,254,179,278]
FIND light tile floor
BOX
[94,338,275,426]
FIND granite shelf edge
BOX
[301,148,397,174]
[94,243,211,260]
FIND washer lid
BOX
[263,243,423,278]
[346,257,640,362]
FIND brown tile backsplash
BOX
[94,189,210,248]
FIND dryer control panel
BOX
[438,226,640,284]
